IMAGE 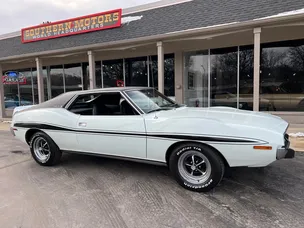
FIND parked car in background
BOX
[4,94,33,109]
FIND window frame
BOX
[66,90,143,116]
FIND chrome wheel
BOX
[178,150,212,185]
[33,137,51,163]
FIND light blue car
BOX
[4,95,33,109]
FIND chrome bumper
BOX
[276,148,295,160]
[276,133,295,160]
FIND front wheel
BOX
[169,143,225,192]
[29,131,62,166]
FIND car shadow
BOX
[60,152,170,176]
[58,152,303,198]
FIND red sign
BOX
[2,71,27,85]
[116,80,124,87]
[21,8,122,43]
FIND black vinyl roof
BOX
[16,87,155,114]
[1,0,304,59]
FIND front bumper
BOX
[276,148,295,160]
[276,133,295,160]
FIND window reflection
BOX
[149,54,175,97]
[95,61,102,88]
[43,67,49,101]
[19,69,34,106]
[184,51,209,107]
[3,76,19,109]
[125,57,148,87]
[210,47,238,108]
[3,69,34,109]
[64,63,83,92]
[81,62,89,90]
[260,39,304,111]
[50,65,64,98]
[239,45,254,111]
[31,68,39,104]
[103,59,124,88]
[31,67,48,102]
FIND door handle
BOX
[79,122,87,127]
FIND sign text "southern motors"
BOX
[21,9,122,43]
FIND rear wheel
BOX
[169,143,225,192]
[29,131,62,166]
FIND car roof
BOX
[16,87,156,114]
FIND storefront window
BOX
[210,47,238,108]
[103,59,124,88]
[125,57,148,87]
[49,65,64,98]
[184,51,209,107]
[3,69,34,109]
[260,39,304,111]
[3,70,19,109]
[31,68,39,104]
[82,62,89,90]
[19,69,34,106]
[64,63,83,92]
[95,61,102,88]
[31,67,48,102]
[239,45,254,111]
[149,54,175,97]
[183,46,252,110]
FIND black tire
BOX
[29,131,62,166]
[169,143,225,192]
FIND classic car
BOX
[10,87,295,192]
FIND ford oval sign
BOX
[2,71,27,85]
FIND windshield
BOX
[125,88,180,113]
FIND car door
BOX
[73,92,147,159]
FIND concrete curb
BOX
[0,118,12,121]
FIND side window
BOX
[68,92,138,116]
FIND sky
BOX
[1,0,158,35]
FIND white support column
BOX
[174,51,184,104]
[0,64,6,118]
[88,51,96,90]
[157,41,164,94]
[253,28,261,112]
[35,57,45,103]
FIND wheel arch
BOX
[165,141,230,168]
[25,128,45,145]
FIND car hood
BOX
[152,106,288,135]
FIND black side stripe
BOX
[14,123,258,143]
[149,134,255,143]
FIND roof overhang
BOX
[1,12,304,62]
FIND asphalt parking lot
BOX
[1,130,304,228]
